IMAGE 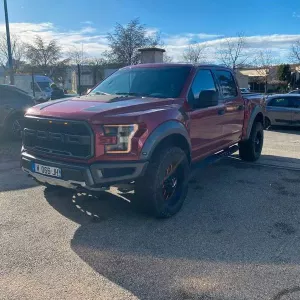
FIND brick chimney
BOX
[138,47,165,63]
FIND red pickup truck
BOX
[21,64,265,218]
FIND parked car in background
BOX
[265,94,300,128]
[240,88,251,93]
[50,83,65,100]
[289,89,300,94]
[0,84,35,139]
[3,74,53,103]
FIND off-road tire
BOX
[133,147,190,218]
[239,122,264,162]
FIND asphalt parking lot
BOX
[1,129,300,300]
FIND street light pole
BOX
[3,0,14,85]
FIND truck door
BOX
[291,96,300,125]
[214,69,245,145]
[266,97,294,125]
[188,68,228,162]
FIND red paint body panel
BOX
[24,64,264,164]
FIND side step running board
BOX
[191,144,239,171]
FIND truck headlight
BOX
[103,124,138,153]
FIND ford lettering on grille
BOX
[23,118,93,159]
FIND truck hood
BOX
[26,94,180,123]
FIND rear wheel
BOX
[133,147,190,218]
[239,122,264,162]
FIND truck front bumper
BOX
[21,152,148,191]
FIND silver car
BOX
[265,94,300,128]
[289,90,300,94]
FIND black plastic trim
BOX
[23,115,94,160]
[246,106,264,139]
[140,121,191,160]
[21,152,148,187]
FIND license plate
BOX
[33,163,62,178]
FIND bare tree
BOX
[68,45,88,65]
[252,50,277,93]
[87,57,107,85]
[0,34,25,72]
[107,18,160,65]
[218,33,248,70]
[182,43,207,63]
[163,54,173,63]
[291,40,300,63]
[26,36,62,76]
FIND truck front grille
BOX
[23,117,93,159]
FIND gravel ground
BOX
[1,129,300,300]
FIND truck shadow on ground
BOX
[44,158,300,300]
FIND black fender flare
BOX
[246,106,264,139]
[140,121,191,160]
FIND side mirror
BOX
[196,90,218,108]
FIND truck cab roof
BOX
[122,63,233,71]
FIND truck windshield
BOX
[90,66,192,98]
[37,82,52,92]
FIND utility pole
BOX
[77,64,81,95]
[4,0,14,85]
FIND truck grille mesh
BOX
[23,117,93,159]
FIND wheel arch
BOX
[246,107,264,139]
[140,121,191,163]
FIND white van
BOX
[4,75,53,102]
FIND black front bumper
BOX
[21,152,148,191]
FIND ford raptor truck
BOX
[21,64,265,218]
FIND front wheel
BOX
[239,122,264,162]
[133,147,190,218]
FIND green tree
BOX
[277,64,291,83]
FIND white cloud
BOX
[293,12,300,18]
[164,33,223,46]
[81,21,93,25]
[0,22,299,63]
[145,28,159,38]
[79,26,97,34]
[0,22,109,57]
[166,34,300,62]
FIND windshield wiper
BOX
[90,91,111,95]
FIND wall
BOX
[235,71,249,88]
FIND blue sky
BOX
[1,0,300,62]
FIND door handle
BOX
[218,109,225,115]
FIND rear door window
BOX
[268,98,292,107]
[291,97,300,108]
[215,70,237,99]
